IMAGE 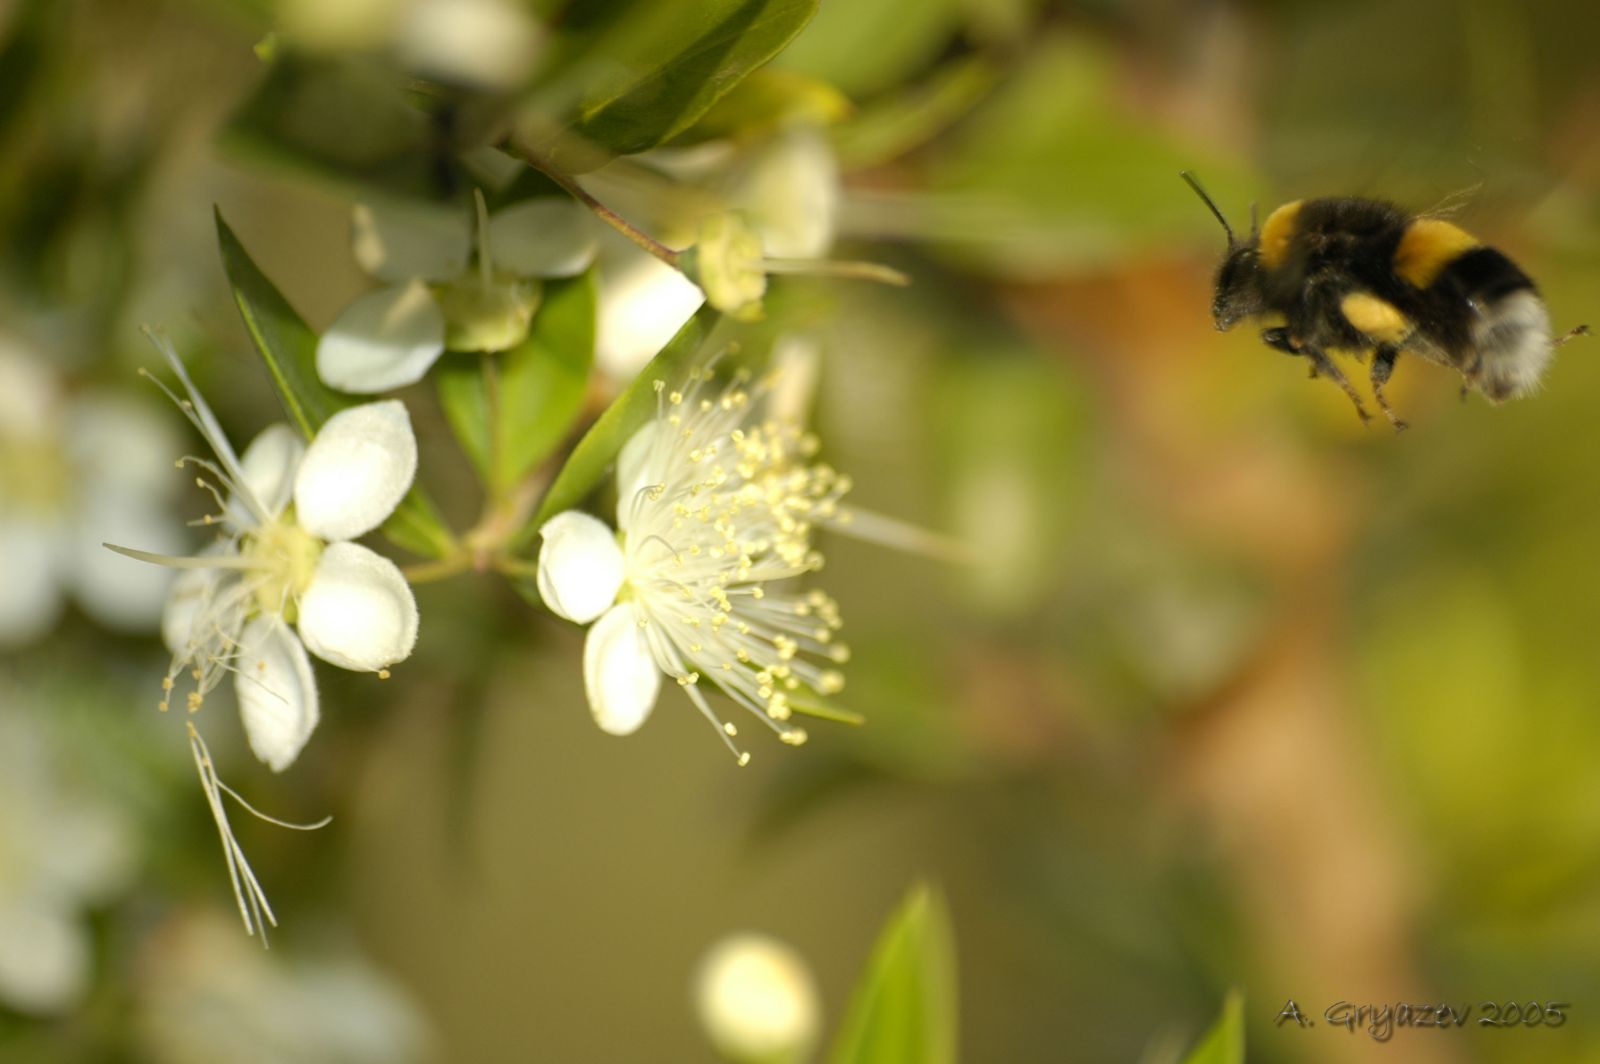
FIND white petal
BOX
[234,617,319,772]
[294,400,418,542]
[396,0,541,91]
[316,281,446,395]
[297,542,419,672]
[0,516,64,647]
[583,603,660,736]
[486,198,598,278]
[733,127,839,259]
[614,421,661,532]
[0,336,63,437]
[236,424,306,519]
[71,493,179,633]
[0,902,89,1015]
[63,392,182,500]
[536,511,624,624]
[352,201,471,284]
[160,543,230,655]
[594,241,705,381]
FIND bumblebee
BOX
[1182,172,1583,429]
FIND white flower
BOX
[317,192,598,393]
[0,336,183,645]
[694,933,820,1064]
[593,231,707,382]
[536,366,852,761]
[0,699,135,1015]
[136,909,429,1064]
[112,339,420,773]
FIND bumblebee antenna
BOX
[1555,323,1590,348]
[1179,171,1236,246]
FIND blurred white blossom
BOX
[0,336,181,645]
[318,194,596,392]
[592,126,840,382]
[112,341,419,773]
[537,366,853,761]
[0,701,135,1015]
[694,933,820,1064]
[137,910,429,1064]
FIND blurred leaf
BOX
[778,0,962,99]
[1180,991,1244,1064]
[531,303,718,526]
[670,67,851,145]
[223,54,462,202]
[787,696,865,725]
[216,212,457,559]
[540,0,820,167]
[922,36,1257,276]
[832,56,997,169]
[828,883,958,1064]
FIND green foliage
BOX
[530,302,718,527]
[828,884,958,1064]
[216,212,456,558]
[534,0,820,168]
[1180,992,1244,1064]
[436,271,597,499]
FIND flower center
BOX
[242,511,323,621]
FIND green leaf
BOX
[216,211,457,559]
[531,303,718,526]
[828,883,957,1064]
[436,272,597,499]
[537,0,820,168]
[493,271,597,495]
[1180,992,1245,1064]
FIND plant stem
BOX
[762,258,911,286]
[509,140,682,268]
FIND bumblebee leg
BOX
[1370,346,1407,431]
[1305,347,1371,425]
[1260,327,1299,355]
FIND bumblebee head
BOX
[1211,242,1264,331]
[1180,171,1264,330]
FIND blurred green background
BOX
[5,0,1600,1061]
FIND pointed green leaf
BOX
[530,302,718,527]
[1180,992,1245,1064]
[535,0,820,168]
[828,883,957,1064]
[216,211,457,559]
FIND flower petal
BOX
[64,392,182,501]
[296,541,419,672]
[536,511,624,624]
[352,201,471,284]
[583,603,660,736]
[315,281,446,395]
[485,198,598,278]
[226,423,305,527]
[614,421,661,532]
[71,492,179,633]
[732,127,839,259]
[695,934,820,1062]
[0,902,88,1015]
[160,543,230,655]
[0,516,64,647]
[294,400,418,542]
[594,241,705,381]
[234,617,319,773]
